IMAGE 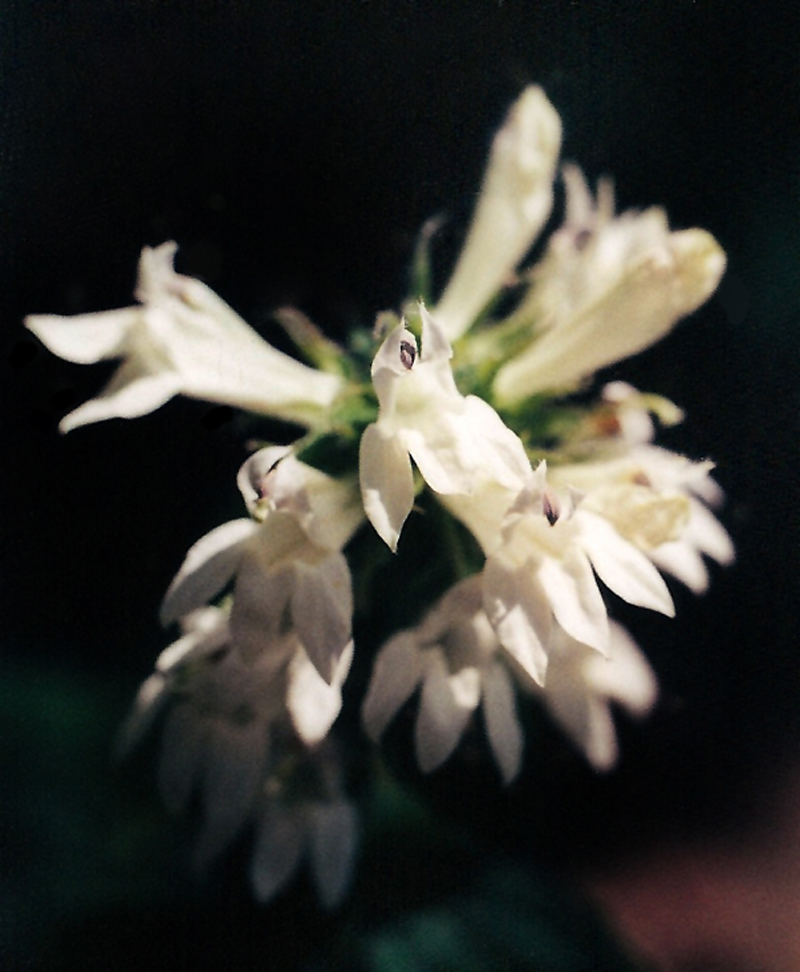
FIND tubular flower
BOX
[492,164,726,403]
[359,305,530,550]
[161,447,361,691]
[548,385,734,594]
[250,741,359,909]
[362,575,524,784]
[119,607,281,869]
[25,242,343,431]
[33,84,737,905]
[433,86,562,341]
[460,461,675,686]
[523,620,658,771]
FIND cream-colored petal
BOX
[60,362,182,432]
[433,87,562,340]
[588,621,658,715]
[494,226,726,402]
[25,307,142,362]
[287,641,353,745]
[578,511,675,617]
[648,539,710,594]
[359,422,415,551]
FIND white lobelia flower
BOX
[449,461,675,687]
[362,575,524,785]
[250,742,359,909]
[117,606,283,869]
[432,86,562,342]
[161,447,361,705]
[25,242,344,431]
[359,305,530,550]
[492,164,726,404]
[548,394,734,596]
[525,620,658,771]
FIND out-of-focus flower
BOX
[359,305,530,550]
[433,87,562,341]
[548,390,734,595]
[120,604,358,882]
[491,165,726,404]
[250,742,359,909]
[362,575,524,784]
[119,606,281,869]
[25,242,344,431]
[525,620,658,771]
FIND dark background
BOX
[1,2,798,969]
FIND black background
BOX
[1,2,799,969]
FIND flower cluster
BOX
[28,86,731,905]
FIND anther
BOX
[399,340,416,370]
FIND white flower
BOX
[473,462,674,685]
[526,621,658,771]
[127,608,282,869]
[433,86,562,341]
[161,449,360,687]
[362,576,524,784]
[250,744,359,909]
[359,305,530,550]
[550,440,734,595]
[116,605,233,759]
[492,164,726,403]
[120,610,353,871]
[25,242,343,431]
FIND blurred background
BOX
[1,2,798,969]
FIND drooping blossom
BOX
[362,575,524,784]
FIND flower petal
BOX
[160,519,259,625]
[433,86,562,340]
[483,558,551,685]
[648,539,710,594]
[157,703,207,815]
[194,718,269,868]
[25,307,142,362]
[361,632,424,742]
[229,561,296,666]
[60,360,182,432]
[359,422,415,551]
[250,804,306,903]
[482,661,523,784]
[415,649,480,773]
[537,547,610,654]
[308,800,359,909]
[287,641,353,745]
[578,511,675,617]
[290,554,353,684]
